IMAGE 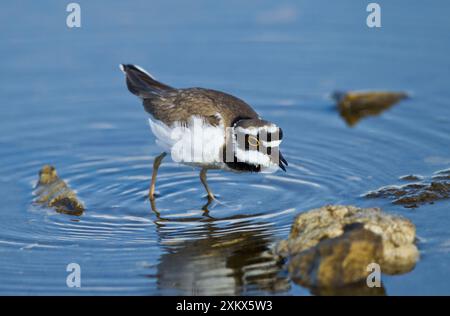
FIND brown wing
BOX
[143,88,259,127]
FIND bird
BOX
[120,64,288,201]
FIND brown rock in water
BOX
[288,224,383,288]
[276,205,419,291]
[432,169,450,181]
[333,91,408,126]
[366,169,450,208]
[34,165,85,216]
[310,281,386,296]
[399,174,424,181]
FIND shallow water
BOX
[1,0,450,295]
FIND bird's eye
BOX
[248,135,260,147]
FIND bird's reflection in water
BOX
[147,199,290,295]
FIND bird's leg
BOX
[149,198,159,216]
[149,152,167,201]
[199,168,215,200]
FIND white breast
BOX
[148,115,226,168]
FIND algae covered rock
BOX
[34,165,85,216]
[288,223,383,288]
[333,90,408,126]
[365,169,450,208]
[276,205,419,290]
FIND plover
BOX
[120,64,287,201]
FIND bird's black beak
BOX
[279,151,288,172]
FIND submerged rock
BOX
[276,205,419,291]
[309,280,386,296]
[34,165,85,216]
[365,169,450,208]
[333,90,408,126]
[432,169,450,181]
[288,224,383,289]
[399,174,424,181]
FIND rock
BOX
[366,169,450,208]
[432,169,450,181]
[333,91,408,126]
[34,165,85,216]
[288,223,383,288]
[310,281,386,296]
[276,205,419,290]
[399,174,424,181]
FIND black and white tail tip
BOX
[119,64,174,98]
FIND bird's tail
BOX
[119,64,175,99]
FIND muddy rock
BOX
[34,165,85,216]
[310,281,386,296]
[366,169,450,208]
[288,223,383,288]
[432,169,450,181]
[333,90,408,126]
[399,174,424,181]
[276,205,419,290]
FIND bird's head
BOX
[231,119,287,173]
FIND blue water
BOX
[0,0,449,295]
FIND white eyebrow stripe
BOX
[263,125,278,133]
[261,140,282,147]
[235,125,278,136]
[235,127,258,136]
